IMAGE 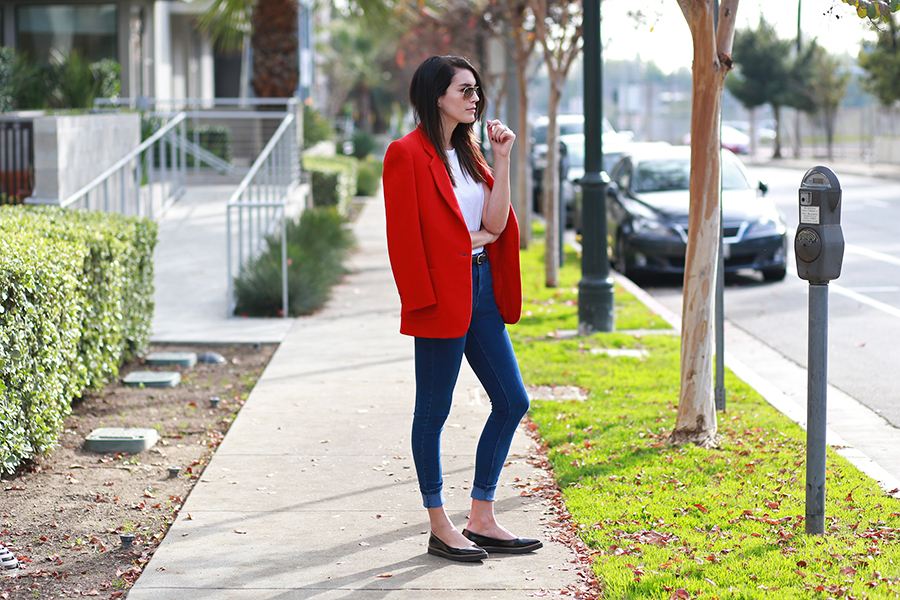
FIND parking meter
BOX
[794,166,844,283]
[795,166,844,536]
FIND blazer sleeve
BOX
[382,141,437,312]
[486,205,523,324]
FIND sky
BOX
[602,0,878,73]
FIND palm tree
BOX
[250,0,298,97]
[194,0,398,98]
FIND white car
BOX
[682,124,750,155]
[530,114,631,213]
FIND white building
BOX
[0,0,231,103]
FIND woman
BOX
[382,55,541,563]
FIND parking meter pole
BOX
[806,282,828,535]
[578,0,614,334]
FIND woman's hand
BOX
[471,228,500,249]
[486,120,516,160]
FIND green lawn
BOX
[513,243,900,599]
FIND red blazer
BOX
[383,127,522,338]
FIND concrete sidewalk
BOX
[128,196,584,599]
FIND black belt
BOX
[472,253,488,265]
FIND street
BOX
[641,163,900,430]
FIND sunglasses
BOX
[460,85,480,100]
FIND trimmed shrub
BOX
[303,107,334,147]
[233,207,355,318]
[345,131,377,160]
[302,155,358,215]
[0,229,86,473]
[0,206,157,472]
[356,158,383,197]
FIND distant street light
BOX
[578,0,615,334]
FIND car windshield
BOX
[632,154,750,193]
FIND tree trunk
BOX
[671,0,738,447]
[517,65,532,248]
[544,86,561,287]
[251,0,299,98]
[772,104,783,158]
[824,106,837,161]
[749,106,757,158]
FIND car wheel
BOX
[761,266,786,282]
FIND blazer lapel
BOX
[430,157,462,212]
[417,128,466,224]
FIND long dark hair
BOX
[409,55,489,186]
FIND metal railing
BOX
[226,112,300,318]
[61,113,188,217]
[0,119,35,201]
[95,97,302,174]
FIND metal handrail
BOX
[170,135,235,175]
[226,113,299,318]
[95,97,298,109]
[61,113,188,217]
[231,115,296,196]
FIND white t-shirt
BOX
[447,148,485,254]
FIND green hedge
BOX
[0,206,157,473]
[302,107,334,147]
[302,155,358,215]
[356,157,383,197]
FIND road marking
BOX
[830,283,900,320]
[787,264,900,319]
[845,243,900,267]
[848,287,900,293]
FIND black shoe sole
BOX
[475,541,543,554]
[461,529,543,554]
[427,546,487,562]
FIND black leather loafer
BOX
[427,533,488,562]
[462,529,543,553]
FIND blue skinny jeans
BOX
[412,260,530,508]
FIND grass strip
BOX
[512,243,900,599]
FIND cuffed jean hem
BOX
[421,489,446,508]
[471,484,497,502]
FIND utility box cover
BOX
[85,428,159,453]
[123,371,182,387]
[145,351,198,368]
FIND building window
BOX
[16,4,117,64]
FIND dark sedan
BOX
[606,145,787,281]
